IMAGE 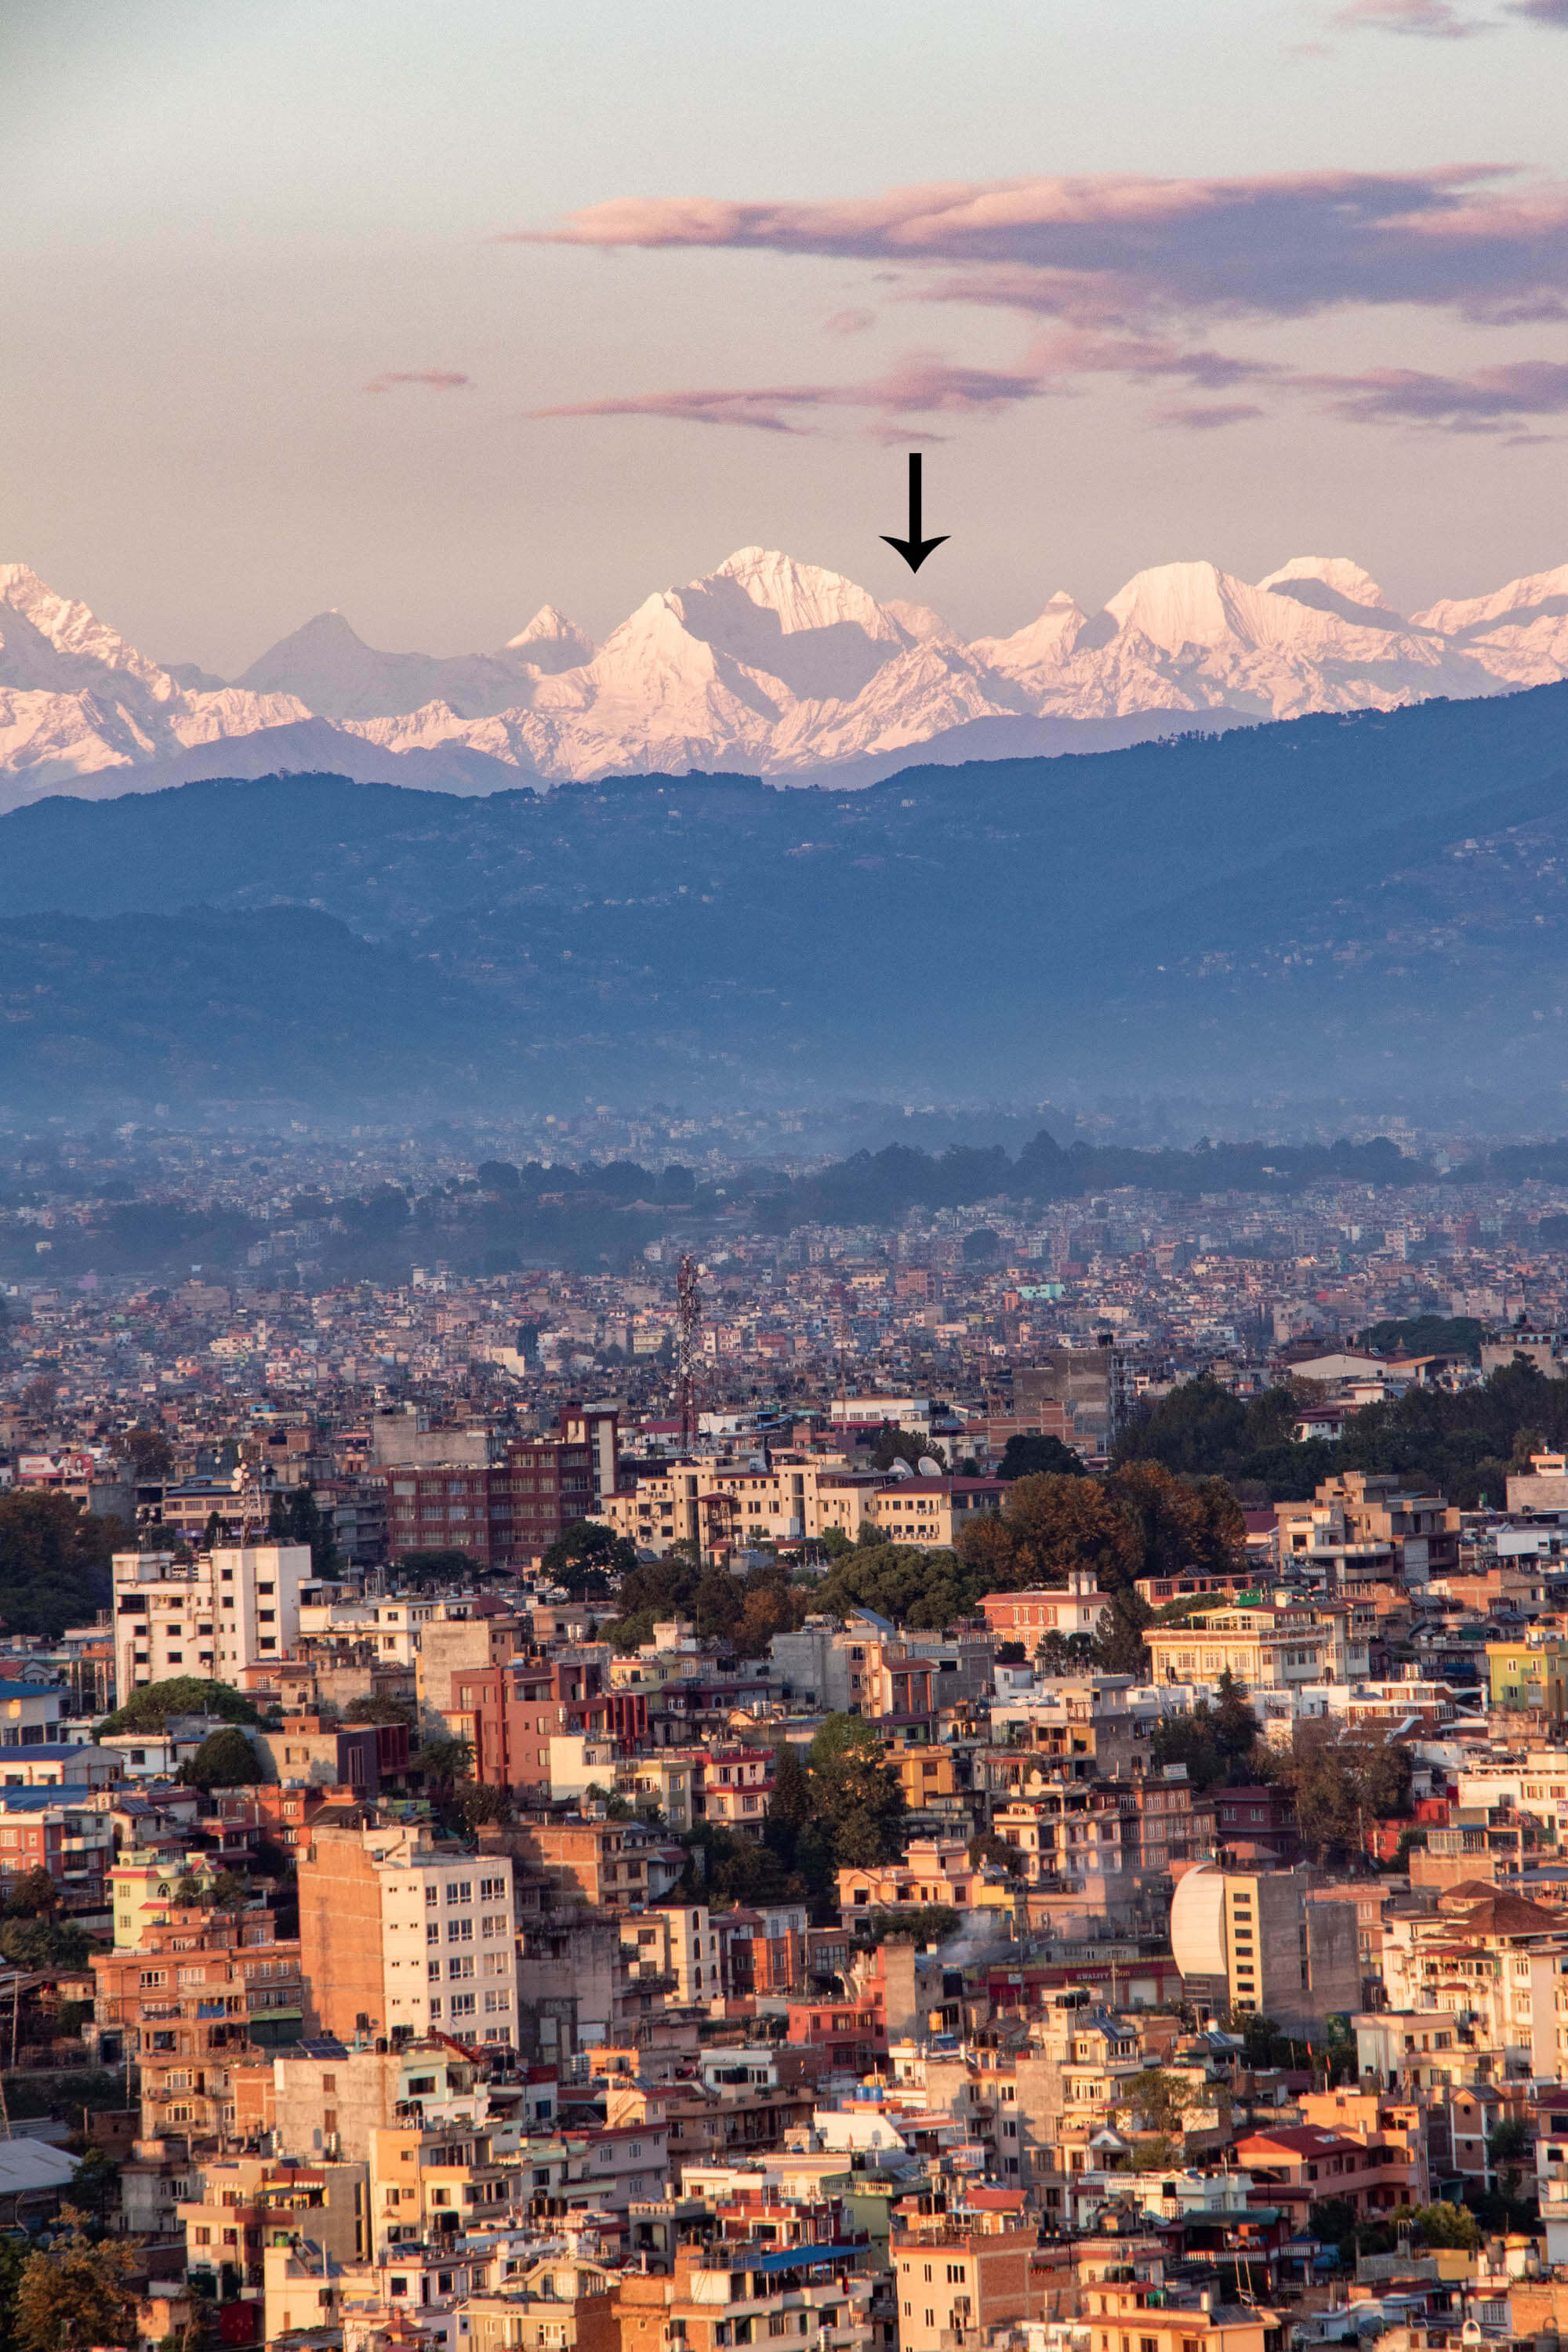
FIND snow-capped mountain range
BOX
[4,544,1568,808]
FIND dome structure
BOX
[1170,1861,1228,1979]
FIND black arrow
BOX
[880,450,948,573]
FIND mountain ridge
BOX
[3,543,1568,808]
[3,679,1568,1112]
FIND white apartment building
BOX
[112,1544,313,1696]
[621,1901,721,2001]
[358,1830,519,2045]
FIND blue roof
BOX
[735,2245,864,2275]
[0,1786,96,1810]
[0,1682,61,1703]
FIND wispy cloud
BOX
[510,168,1568,328]
[1508,0,1568,19]
[516,166,1568,442]
[364,370,473,394]
[1332,0,1492,34]
[529,353,1059,437]
[823,308,877,335]
[1151,401,1268,429]
[1301,357,1568,425]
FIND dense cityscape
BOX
[0,1118,1566,2347]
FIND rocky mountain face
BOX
[2,544,1565,808]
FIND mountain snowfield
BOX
[2,545,1566,807]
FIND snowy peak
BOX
[505,605,594,668]
[5,542,1568,800]
[1414,564,1568,637]
[713,546,906,644]
[1258,555,1394,612]
[0,562,174,699]
[1104,560,1264,654]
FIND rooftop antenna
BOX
[676,1254,702,1447]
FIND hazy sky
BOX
[8,0,1568,670]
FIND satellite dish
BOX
[916,1456,943,1478]
[888,1458,915,1479]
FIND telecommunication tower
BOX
[675,1253,702,1445]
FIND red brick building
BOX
[451,1650,615,1793]
[382,1408,615,1571]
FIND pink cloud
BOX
[364,370,473,394]
[1298,357,1568,424]
[823,307,877,334]
[509,167,1568,328]
[529,352,1059,437]
[1332,0,1491,34]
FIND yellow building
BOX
[1486,1639,1568,1720]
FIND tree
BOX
[0,1915,89,1969]
[996,1433,1085,1480]
[0,1492,127,1642]
[967,1473,1145,1594]
[209,1870,249,1913]
[122,1425,174,1480]
[1276,1722,1413,1864]
[270,1485,339,1575]
[764,1745,814,1873]
[14,2208,143,2351]
[1115,2067,1192,2136]
[1487,2117,1533,2196]
[448,1780,513,1835]
[1403,2199,1482,2250]
[870,1425,946,1473]
[397,1547,482,1584]
[99,1677,260,1736]
[416,1737,474,1802]
[343,1693,416,1728]
[3,1866,60,1919]
[1212,1671,1262,1772]
[1103,1460,1247,1582]
[183,1726,263,1793]
[541,1518,638,1595]
[854,1904,959,1946]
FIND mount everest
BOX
[3,543,1568,809]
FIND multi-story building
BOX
[978,1571,1112,1645]
[111,1542,313,1694]
[837,1835,988,1923]
[297,1821,517,2045]
[90,1904,303,2085]
[891,2190,1039,2352]
[1145,1597,1369,1692]
[615,2235,876,2352]
[1170,1863,1360,2035]
[383,1409,615,1571]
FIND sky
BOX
[7,0,1568,670]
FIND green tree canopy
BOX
[15,2210,143,2352]
[0,1493,128,1641]
[183,1726,264,1793]
[1275,1722,1413,1864]
[541,1517,638,1595]
[996,1432,1086,1480]
[342,1693,416,1727]
[0,1915,90,1969]
[869,1425,946,1472]
[100,1677,260,1736]
[396,1545,485,1584]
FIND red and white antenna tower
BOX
[675,1253,702,1446]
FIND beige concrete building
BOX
[298,1821,517,2045]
